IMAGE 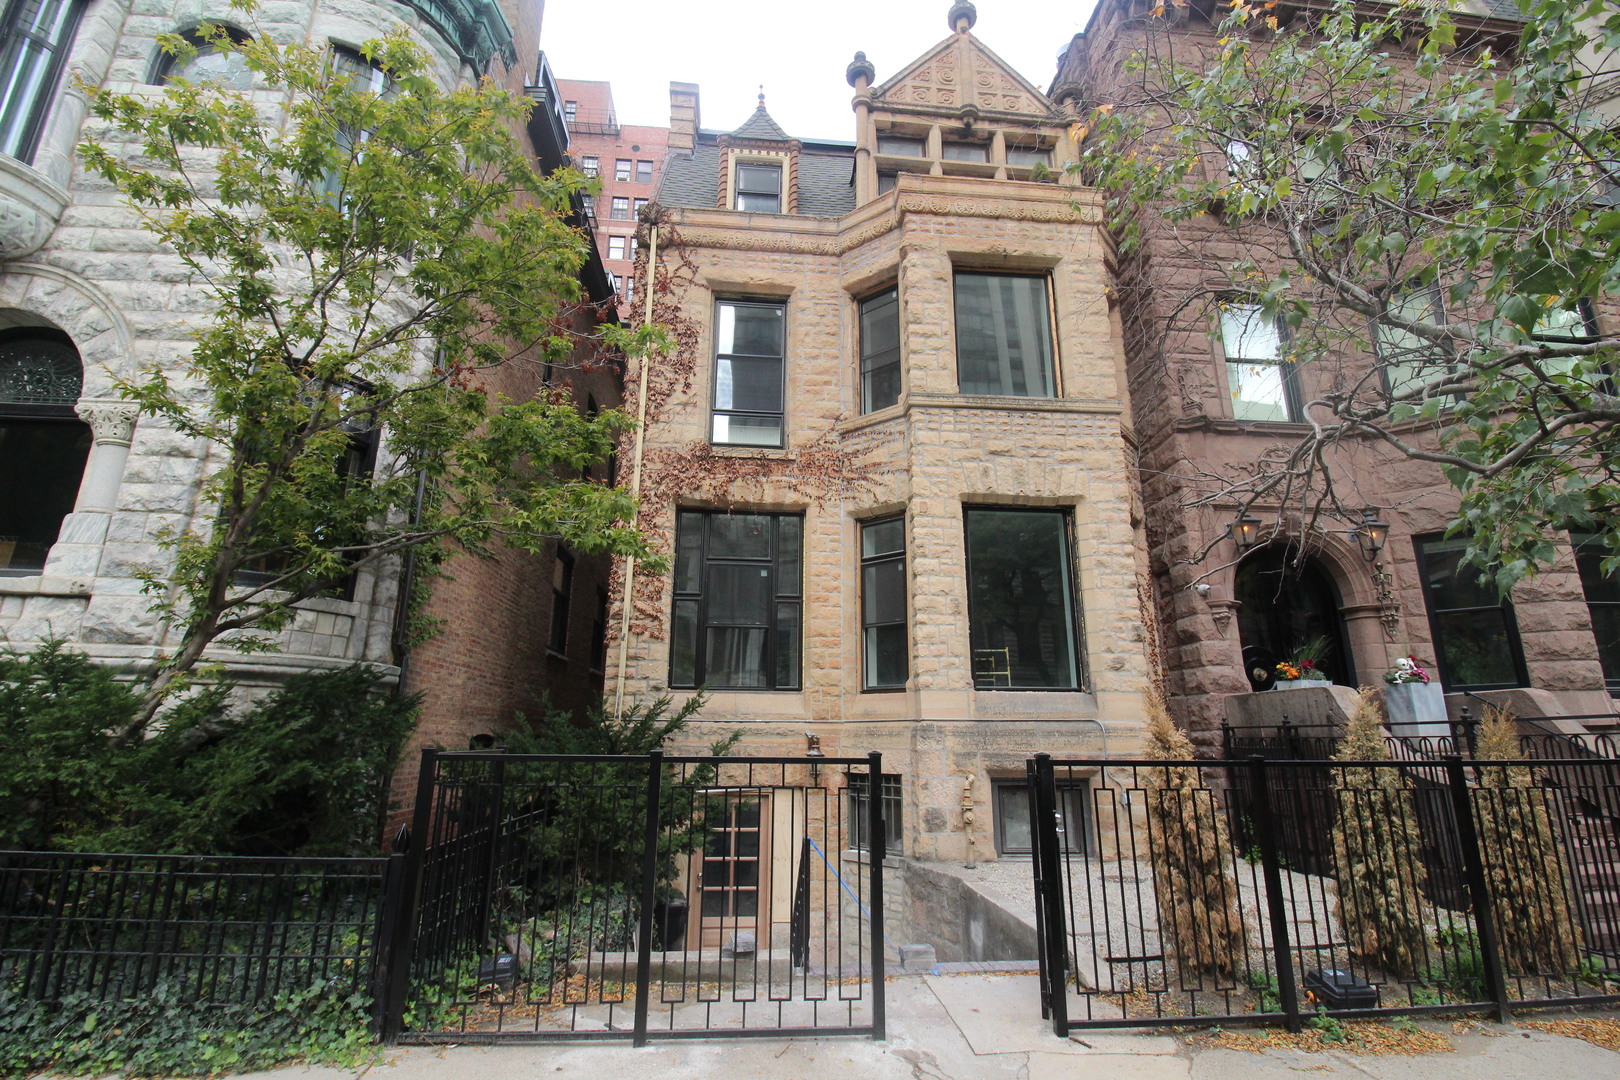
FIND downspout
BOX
[612,223,658,718]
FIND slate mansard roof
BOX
[658,136,857,218]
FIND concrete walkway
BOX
[268,974,1614,1080]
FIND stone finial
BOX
[846,50,875,88]
[949,1,976,33]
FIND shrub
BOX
[1473,704,1583,975]
[1330,688,1430,978]
[1142,691,1247,980]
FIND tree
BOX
[1088,0,1620,589]
[78,19,659,725]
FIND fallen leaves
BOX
[1189,1020,1454,1056]
[1522,1017,1620,1053]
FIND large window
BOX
[993,778,1088,855]
[859,287,900,413]
[1377,288,1456,402]
[670,511,802,690]
[1413,534,1527,691]
[734,163,782,213]
[848,773,903,854]
[964,508,1080,689]
[0,329,90,575]
[1572,534,1620,690]
[711,300,784,447]
[954,273,1056,398]
[316,46,392,201]
[0,0,85,163]
[1220,302,1299,422]
[861,517,907,690]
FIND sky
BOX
[540,0,1104,144]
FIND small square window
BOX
[581,155,599,178]
[877,134,925,157]
[607,235,627,260]
[610,196,630,220]
[942,141,987,163]
[848,773,903,854]
[615,158,632,182]
[735,162,782,213]
[636,159,653,183]
[993,779,1088,855]
[1008,146,1052,168]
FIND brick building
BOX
[1053,0,1620,747]
[555,77,670,315]
[607,1,1154,889]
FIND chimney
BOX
[668,81,701,154]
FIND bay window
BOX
[954,273,1056,398]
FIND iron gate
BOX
[1029,751,1620,1033]
[376,749,886,1044]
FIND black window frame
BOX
[859,286,901,414]
[710,298,785,449]
[860,516,907,691]
[734,162,782,213]
[548,545,574,656]
[993,778,1088,856]
[1412,533,1529,692]
[1219,300,1302,423]
[963,506,1083,691]
[847,773,903,855]
[952,271,1059,399]
[669,510,802,691]
[1571,532,1620,691]
[0,0,86,164]
[589,586,609,674]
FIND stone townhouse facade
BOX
[1054,0,1620,747]
[608,2,1155,892]
[0,0,619,750]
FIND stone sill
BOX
[839,393,1123,434]
[0,574,92,597]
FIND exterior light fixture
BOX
[1232,511,1263,553]
[1352,509,1389,562]
[806,731,825,782]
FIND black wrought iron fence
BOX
[1030,752,1620,1033]
[381,749,886,1045]
[0,851,385,1007]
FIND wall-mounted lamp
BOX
[1231,511,1263,553]
[1350,509,1389,562]
[806,731,824,782]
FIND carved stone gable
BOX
[874,34,1049,117]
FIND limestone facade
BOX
[610,6,1155,863]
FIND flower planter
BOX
[1273,678,1330,691]
[1383,681,1448,739]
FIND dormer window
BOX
[735,163,782,213]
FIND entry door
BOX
[1234,546,1355,689]
[694,792,770,948]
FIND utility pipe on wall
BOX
[611,223,658,719]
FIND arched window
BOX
[151,25,254,89]
[0,329,91,574]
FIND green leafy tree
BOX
[1088,0,1620,589]
[78,17,659,726]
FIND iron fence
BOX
[0,851,385,1008]
[381,749,886,1045]
[1030,752,1620,1033]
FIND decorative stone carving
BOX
[75,399,139,447]
[0,155,69,261]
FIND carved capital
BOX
[75,399,139,446]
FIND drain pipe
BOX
[611,223,659,719]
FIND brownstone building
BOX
[1052,0,1620,747]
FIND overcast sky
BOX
[541,1,1103,143]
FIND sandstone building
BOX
[609,3,1156,873]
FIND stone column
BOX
[72,399,139,513]
[991,130,1007,181]
[846,52,877,205]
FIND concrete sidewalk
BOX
[274,974,1615,1080]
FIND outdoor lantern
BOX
[1352,509,1389,562]
[805,731,824,782]
[1232,511,1263,552]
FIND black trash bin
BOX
[653,894,688,951]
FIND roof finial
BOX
[758,84,766,109]
[949,1,976,34]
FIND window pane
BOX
[1589,606,1620,687]
[862,518,904,558]
[965,510,1079,689]
[0,418,91,573]
[636,160,652,183]
[736,191,779,212]
[954,274,1055,397]
[737,164,781,194]
[776,516,801,595]
[1574,540,1620,604]
[1219,304,1280,361]
[1434,610,1520,686]
[1379,290,1453,399]
[1008,147,1051,167]
[998,786,1032,852]
[1228,362,1292,422]
[707,564,772,624]
[942,142,987,162]
[775,601,800,687]
[714,355,782,413]
[876,135,924,156]
[708,513,772,559]
[860,289,901,413]
[711,414,781,445]
[1420,537,1500,610]
[864,623,907,688]
[717,303,784,357]
[862,559,905,624]
[675,513,704,591]
[707,626,768,687]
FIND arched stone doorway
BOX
[1235,545,1356,690]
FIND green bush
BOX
[0,640,416,856]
